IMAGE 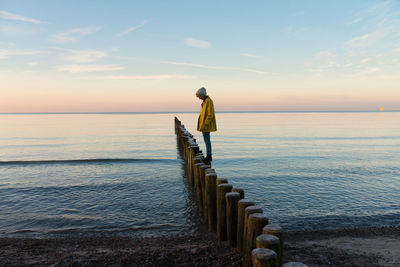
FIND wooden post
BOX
[237,199,255,253]
[189,146,199,185]
[199,164,211,220]
[244,213,269,267]
[216,183,232,241]
[216,178,228,186]
[263,224,284,267]
[194,163,204,214]
[187,145,193,185]
[251,248,277,267]
[188,145,198,186]
[225,192,240,247]
[256,234,280,260]
[193,157,202,192]
[206,168,215,174]
[243,206,262,257]
[192,156,199,185]
[184,136,190,160]
[232,187,244,199]
[205,172,217,231]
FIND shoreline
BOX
[1,226,399,266]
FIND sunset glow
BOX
[1,1,399,112]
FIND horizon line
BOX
[0,110,398,115]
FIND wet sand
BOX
[1,226,399,266]
[285,226,400,266]
[0,230,242,267]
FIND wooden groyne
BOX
[174,117,306,267]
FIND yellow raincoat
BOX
[197,96,217,132]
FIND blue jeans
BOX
[202,132,212,156]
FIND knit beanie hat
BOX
[196,87,207,97]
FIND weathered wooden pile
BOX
[175,117,307,267]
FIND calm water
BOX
[1,112,399,237]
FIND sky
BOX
[0,0,399,112]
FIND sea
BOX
[1,112,399,237]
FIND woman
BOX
[196,87,217,164]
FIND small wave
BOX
[0,158,178,166]
[9,229,37,234]
[281,213,400,231]
[41,223,183,237]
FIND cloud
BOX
[315,51,336,60]
[307,1,400,77]
[160,60,270,74]
[0,41,15,46]
[116,21,147,37]
[349,67,381,77]
[230,67,269,74]
[27,62,40,66]
[184,38,211,49]
[51,26,102,43]
[0,24,44,36]
[306,51,340,74]
[360,58,372,64]
[346,31,387,48]
[241,53,262,58]
[349,17,363,24]
[161,60,217,69]
[115,56,271,75]
[0,10,41,23]
[64,50,107,63]
[345,1,399,49]
[92,74,193,80]
[0,49,40,59]
[57,64,124,73]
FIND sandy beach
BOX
[1,226,399,266]
[285,226,400,266]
